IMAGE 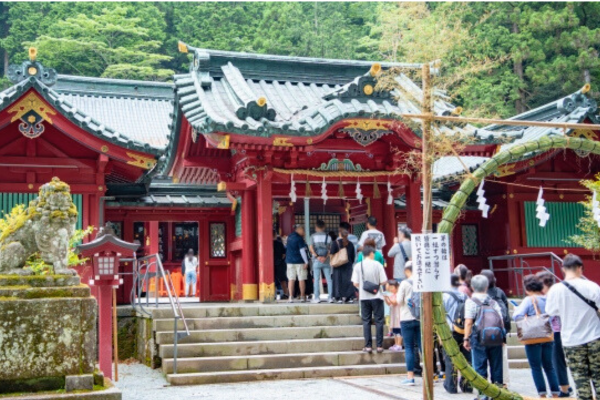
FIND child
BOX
[384,280,404,352]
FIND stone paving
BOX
[114,361,562,400]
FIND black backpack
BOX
[472,297,505,347]
[447,292,466,334]
[488,287,511,334]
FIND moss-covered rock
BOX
[0,281,96,394]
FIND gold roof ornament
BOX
[582,83,591,94]
[369,63,382,77]
[178,41,188,54]
[257,97,267,107]
[28,47,37,62]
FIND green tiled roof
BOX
[172,44,470,139]
[434,89,599,184]
[1,68,174,154]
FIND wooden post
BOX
[242,189,258,300]
[421,63,434,400]
[112,287,119,381]
[256,174,275,302]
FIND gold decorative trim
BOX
[363,84,374,96]
[178,41,188,53]
[230,284,237,300]
[306,138,313,145]
[101,145,109,153]
[344,118,391,131]
[571,129,598,141]
[242,284,258,300]
[126,152,157,170]
[273,137,293,147]
[494,164,516,178]
[259,282,275,302]
[8,92,56,124]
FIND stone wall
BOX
[0,275,96,393]
[115,308,158,368]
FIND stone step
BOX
[153,313,362,331]
[507,345,525,359]
[159,337,395,358]
[166,363,406,385]
[156,325,379,345]
[162,350,405,374]
[151,303,359,319]
[509,358,530,369]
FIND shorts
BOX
[185,271,197,286]
[392,327,402,336]
[287,263,308,281]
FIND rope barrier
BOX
[272,167,408,178]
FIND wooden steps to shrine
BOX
[149,302,529,386]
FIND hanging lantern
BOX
[387,180,393,205]
[338,179,345,198]
[373,181,381,199]
[305,178,312,198]
[355,179,363,204]
[289,173,297,203]
[476,180,490,218]
[536,187,550,227]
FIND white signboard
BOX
[411,233,452,293]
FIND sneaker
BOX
[558,392,571,398]
[337,299,344,304]
[311,298,321,304]
[300,297,307,303]
[347,299,355,304]
[389,345,401,352]
[400,379,415,386]
[281,294,289,300]
[328,298,334,303]
[288,298,294,303]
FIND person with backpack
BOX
[397,261,421,386]
[455,264,473,297]
[388,226,412,281]
[546,254,600,400]
[513,275,560,398]
[442,274,472,394]
[480,269,511,388]
[463,275,505,399]
[309,219,333,304]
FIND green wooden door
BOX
[524,201,583,247]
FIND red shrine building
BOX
[1,45,599,301]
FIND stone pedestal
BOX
[0,275,97,394]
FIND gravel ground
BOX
[114,362,569,400]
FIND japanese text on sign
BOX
[410,233,452,292]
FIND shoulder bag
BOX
[330,239,349,268]
[360,261,380,295]
[399,242,409,263]
[515,296,554,345]
[562,281,600,319]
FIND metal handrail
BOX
[488,251,587,297]
[130,254,190,374]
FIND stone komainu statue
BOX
[0,177,78,274]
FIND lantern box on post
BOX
[77,232,139,381]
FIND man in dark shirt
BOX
[285,224,309,302]
[273,232,289,299]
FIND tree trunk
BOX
[512,12,526,114]
[3,49,8,78]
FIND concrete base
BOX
[65,375,94,392]
[1,379,121,400]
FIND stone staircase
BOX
[149,302,529,386]
[151,303,403,385]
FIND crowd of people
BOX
[274,220,600,400]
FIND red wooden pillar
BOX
[242,189,258,301]
[405,181,423,234]
[147,221,159,255]
[97,285,113,379]
[256,175,275,302]
[382,196,396,278]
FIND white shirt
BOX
[546,278,600,347]
[358,229,386,250]
[184,256,198,275]
[351,258,388,301]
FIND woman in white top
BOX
[183,249,199,297]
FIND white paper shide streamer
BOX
[355,180,363,204]
[321,177,328,204]
[289,173,297,203]
[536,187,550,227]
[592,191,600,228]
[476,180,490,218]
[387,180,393,205]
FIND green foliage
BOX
[24,226,94,275]
[28,6,173,80]
[0,204,28,243]
[569,176,600,253]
